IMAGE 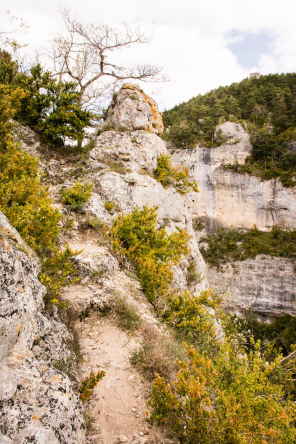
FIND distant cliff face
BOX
[172,122,296,231]
[208,256,296,319]
[171,122,296,319]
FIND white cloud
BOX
[1,0,296,110]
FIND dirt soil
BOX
[61,229,176,444]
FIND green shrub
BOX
[200,225,296,268]
[160,289,221,352]
[154,155,198,195]
[148,341,296,443]
[61,182,93,210]
[0,83,25,146]
[105,201,115,213]
[241,311,296,356]
[54,356,76,380]
[39,244,81,308]
[192,217,205,231]
[108,206,189,303]
[16,64,93,148]
[0,52,93,148]
[0,144,61,253]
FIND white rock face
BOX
[105,84,164,135]
[208,256,296,319]
[172,122,296,230]
[0,212,85,443]
[88,130,208,294]
[171,121,296,318]
[89,130,167,173]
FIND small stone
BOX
[118,435,128,443]
[136,414,140,418]
[139,432,144,436]
[132,407,137,413]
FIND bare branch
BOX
[47,8,166,111]
[280,350,296,365]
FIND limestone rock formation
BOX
[87,129,207,294]
[105,84,164,135]
[0,212,85,443]
[208,256,296,319]
[171,121,296,318]
[172,121,296,231]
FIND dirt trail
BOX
[76,315,157,444]
[62,230,174,444]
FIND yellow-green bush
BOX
[39,244,81,308]
[0,146,61,253]
[0,84,25,146]
[60,181,93,210]
[80,370,105,402]
[108,206,189,302]
[149,340,296,443]
[160,289,221,349]
[0,79,61,254]
[154,155,198,195]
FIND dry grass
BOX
[130,324,185,380]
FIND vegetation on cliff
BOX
[199,225,296,269]
[162,73,296,186]
[154,154,198,194]
[0,81,61,252]
[0,50,93,149]
[106,207,296,443]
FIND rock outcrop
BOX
[208,256,296,319]
[172,121,296,231]
[105,84,164,135]
[87,133,207,294]
[0,212,85,443]
[171,121,296,318]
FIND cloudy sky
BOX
[1,0,296,111]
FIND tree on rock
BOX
[49,9,166,112]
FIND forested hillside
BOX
[163,73,296,186]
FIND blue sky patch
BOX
[227,31,273,69]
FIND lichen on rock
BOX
[0,212,85,444]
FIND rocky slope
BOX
[1,84,214,443]
[0,212,85,444]
[172,121,296,318]
[3,82,295,442]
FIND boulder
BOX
[105,84,164,135]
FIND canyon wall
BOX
[172,122,296,318]
[172,122,296,231]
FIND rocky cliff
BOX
[1,84,215,443]
[172,121,296,231]
[84,84,207,295]
[172,121,296,318]
[0,212,85,444]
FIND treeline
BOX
[163,73,296,186]
[0,50,93,149]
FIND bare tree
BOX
[49,9,166,112]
